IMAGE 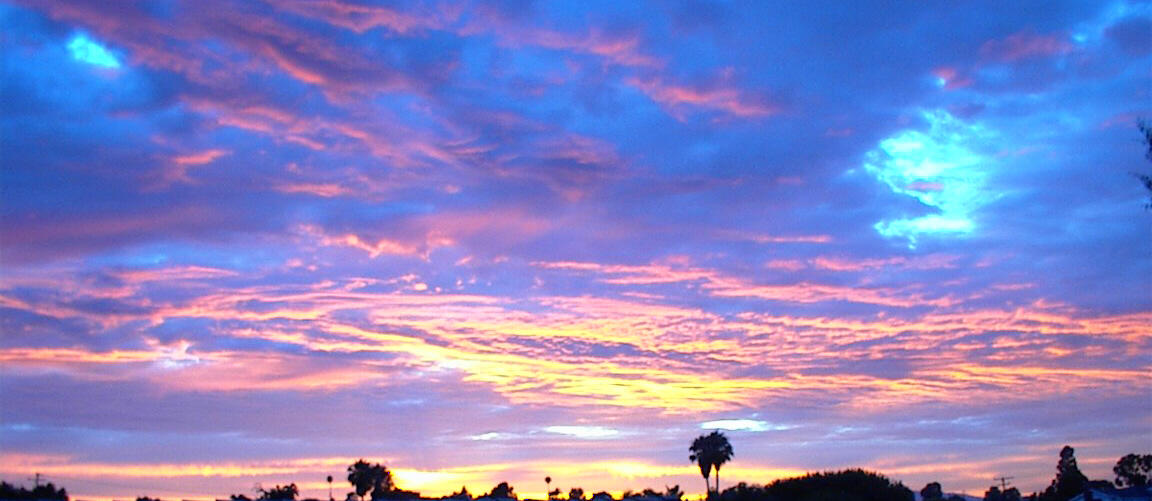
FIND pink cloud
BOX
[273,0,455,34]
[628,76,778,120]
[149,148,231,188]
[980,29,1073,62]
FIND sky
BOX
[1,1,1150,500]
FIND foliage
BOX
[569,488,585,501]
[0,481,69,501]
[983,486,1021,501]
[719,469,914,501]
[1038,446,1089,501]
[1139,121,1152,208]
[445,487,472,500]
[348,460,396,501]
[690,431,735,494]
[485,482,516,500]
[921,482,943,501]
[1114,453,1152,487]
[716,482,767,501]
[258,484,299,501]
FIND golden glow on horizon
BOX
[1,260,1148,411]
[0,454,811,501]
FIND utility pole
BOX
[30,473,42,488]
[994,476,1015,491]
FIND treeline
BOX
[0,481,68,501]
[2,448,1148,501]
[968,447,1151,501]
[717,469,914,501]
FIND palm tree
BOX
[707,432,733,494]
[689,431,734,497]
[689,435,713,496]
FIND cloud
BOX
[1,2,1149,499]
[862,110,1001,247]
[66,33,121,68]
[980,29,1074,62]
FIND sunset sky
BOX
[1,1,1150,500]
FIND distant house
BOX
[1069,486,1152,501]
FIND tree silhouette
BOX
[719,469,914,501]
[1114,453,1152,487]
[689,435,713,495]
[0,482,69,501]
[347,460,394,501]
[546,478,553,500]
[689,431,734,495]
[1039,446,1089,501]
[1138,121,1152,209]
[568,488,585,501]
[444,486,472,500]
[486,482,516,500]
[921,482,943,501]
[257,484,299,501]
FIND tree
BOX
[1114,453,1152,487]
[569,488,585,501]
[756,469,914,501]
[0,482,69,501]
[1040,446,1089,501]
[690,431,735,496]
[347,460,395,501]
[486,482,516,500]
[258,484,299,501]
[546,478,553,500]
[447,486,472,500]
[1138,121,1152,209]
[922,482,943,501]
[689,434,712,497]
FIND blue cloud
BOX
[67,33,121,68]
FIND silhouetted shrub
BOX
[718,469,913,501]
[0,481,69,501]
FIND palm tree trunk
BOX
[715,468,720,496]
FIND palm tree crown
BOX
[689,431,734,496]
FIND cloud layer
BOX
[1,1,1149,500]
